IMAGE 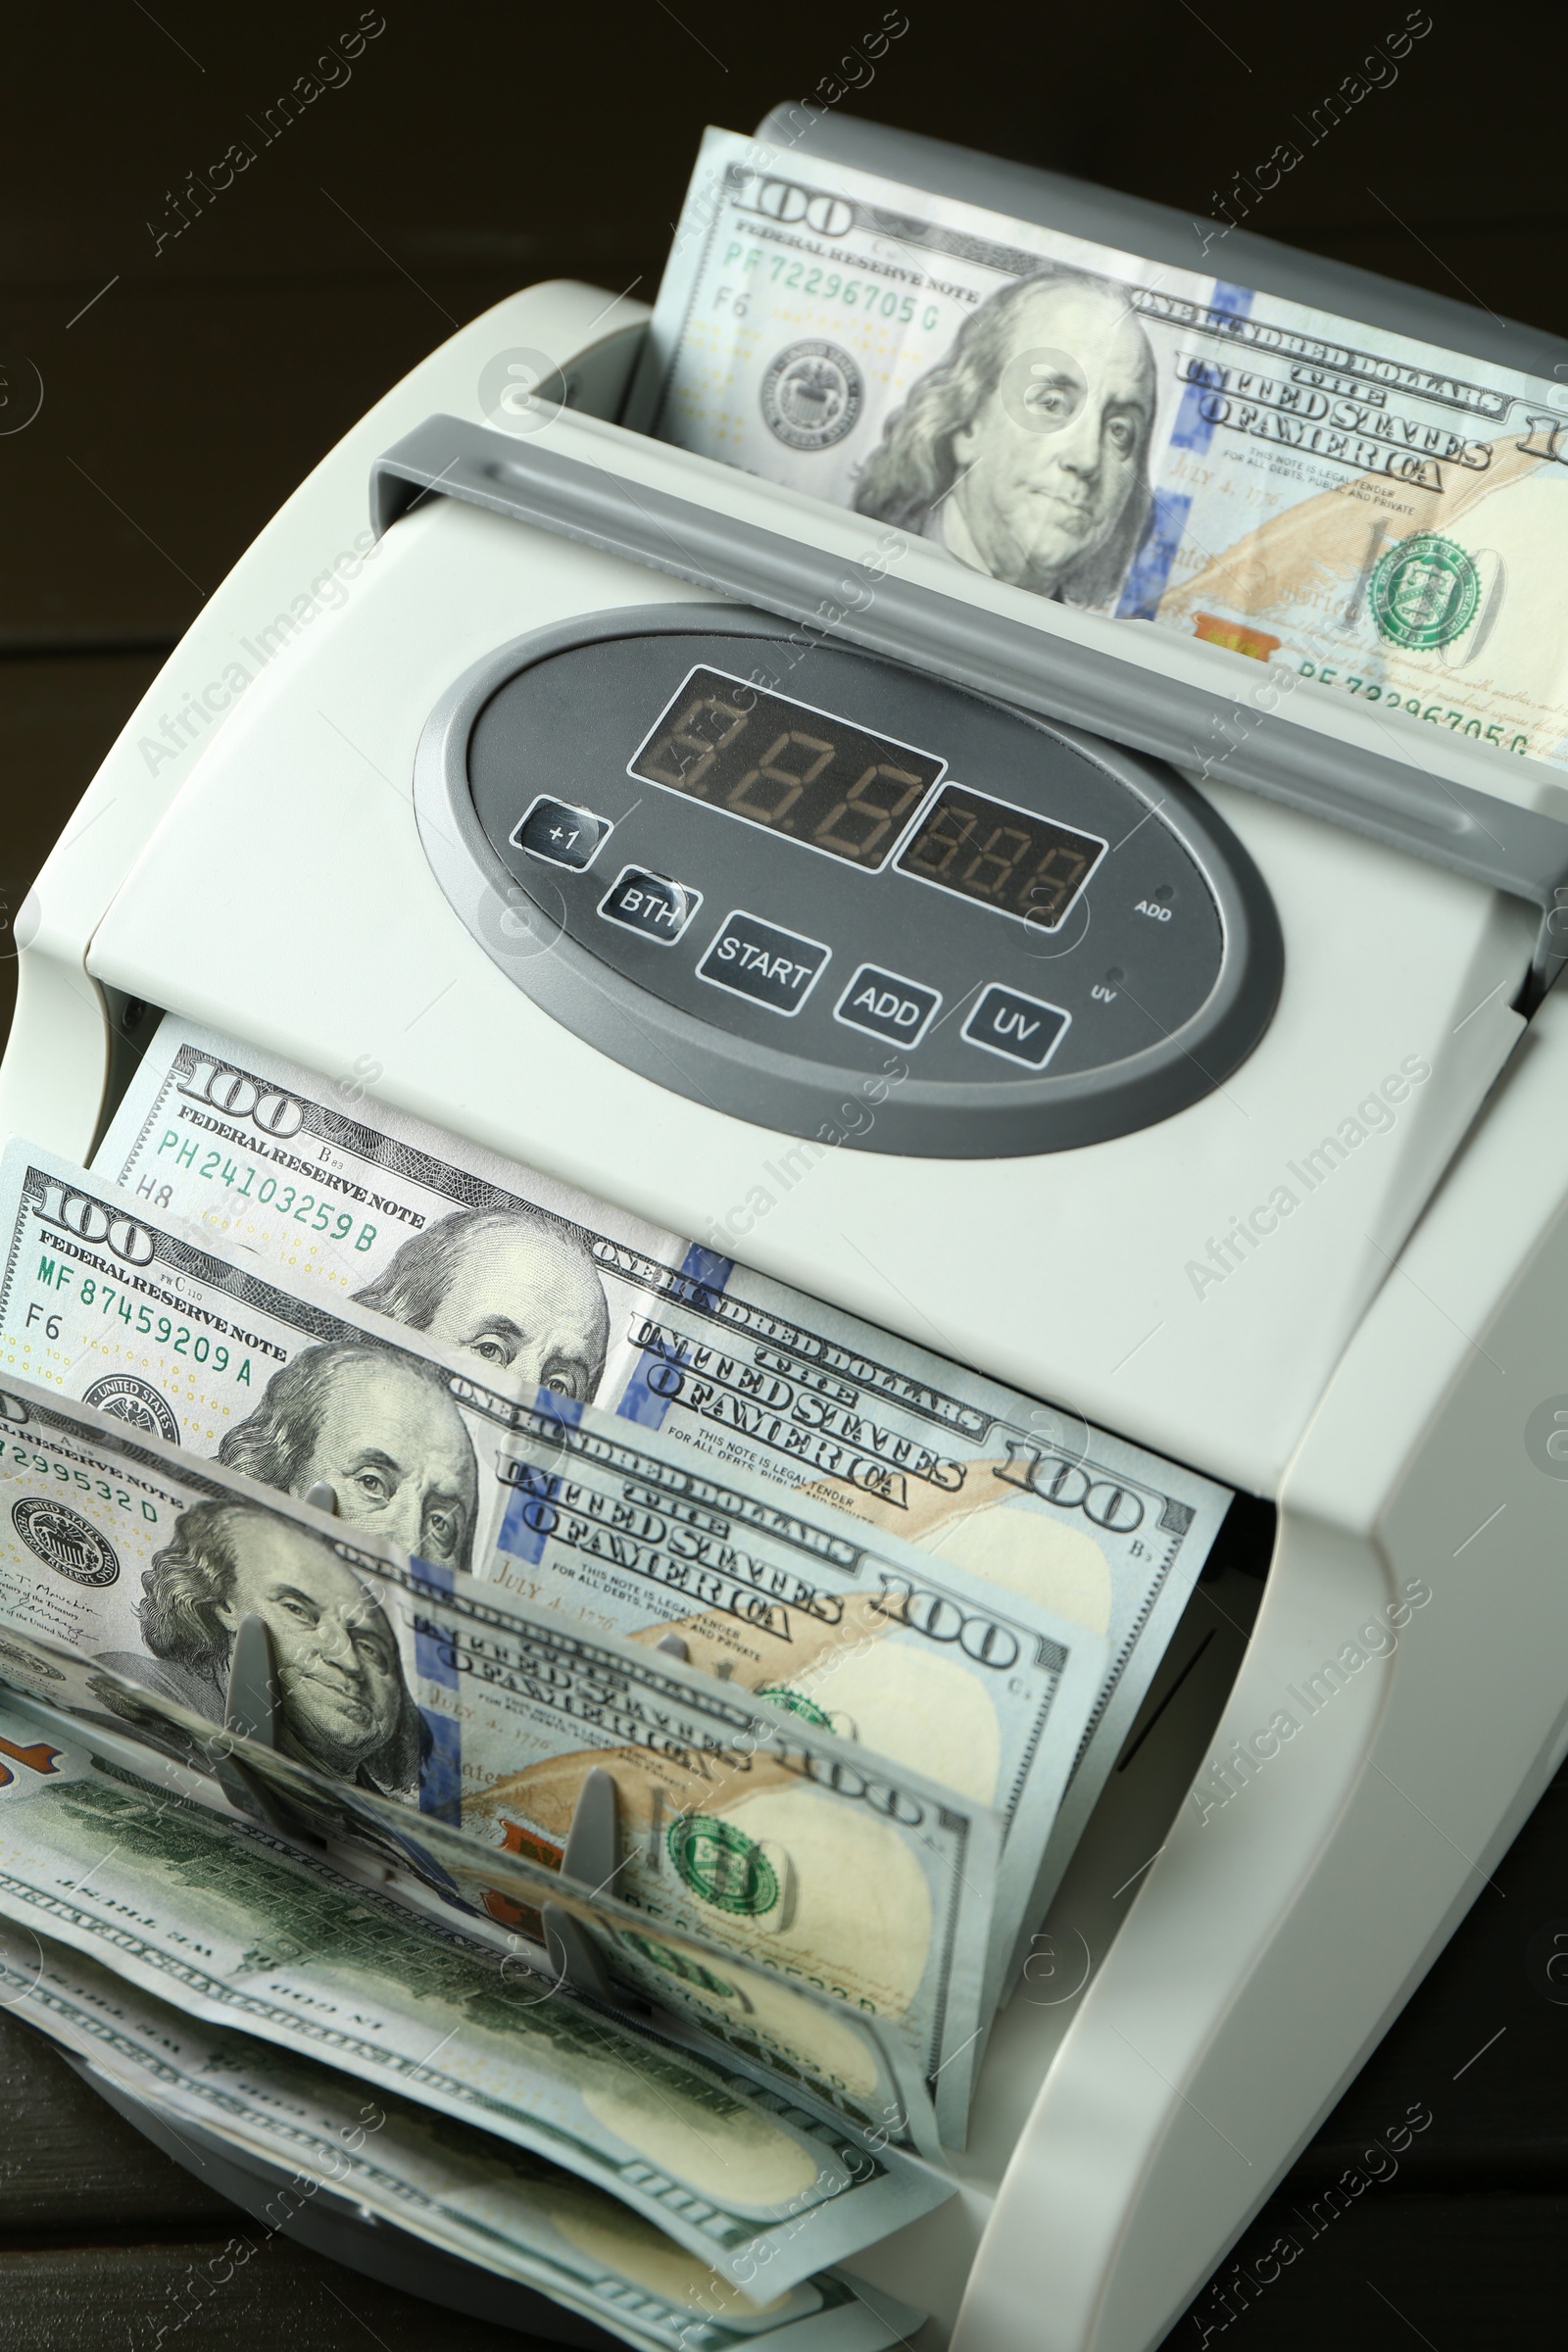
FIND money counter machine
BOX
[6,110,1568,2352]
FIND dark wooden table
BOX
[0,2012,524,2348]
[2,7,1565,2343]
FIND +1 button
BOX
[834,963,941,1047]
[962,983,1071,1069]
[697,910,829,1016]
[512,794,612,871]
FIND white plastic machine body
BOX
[7,122,1568,2352]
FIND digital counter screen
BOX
[629,667,945,871]
[895,784,1105,929]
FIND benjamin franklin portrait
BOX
[218,1341,478,1572]
[855,266,1158,609]
[97,1496,424,1797]
[353,1203,611,1403]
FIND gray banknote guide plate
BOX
[413,600,1284,1156]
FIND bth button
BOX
[834,963,942,1048]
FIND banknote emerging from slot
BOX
[0,1137,1108,2028]
[624,127,1568,770]
[0,1557,940,2159]
[0,997,1235,2319]
[92,1014,1233,1957]
[0,1372,1000,2144]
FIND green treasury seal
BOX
[754,1684,835,1731]
[1370,533,1482,651]
[667,1814,780,1917]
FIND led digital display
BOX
[629,666,944,871]
[895,784,1105,928]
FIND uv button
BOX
[961,983,1070,1070]
[834,963,941,1047]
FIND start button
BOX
[697,909,830,1016]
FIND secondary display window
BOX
[895,783,1106,929]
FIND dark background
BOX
[1,2,1564,2344]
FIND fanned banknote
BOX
[0,1377,996,2137]
[0,1919,922,2352]
[0,1689,950,2287]
[0,1140,1106,2004]
[0,1615,934,2156]
[93,1016,1233,1953]
[624,127,1568,768]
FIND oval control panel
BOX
[415,606,1283,1157]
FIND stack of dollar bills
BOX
[0,1013,1230,2338]
[627,127,1568,770]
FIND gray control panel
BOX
[415,606,1283,1157]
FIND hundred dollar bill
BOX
[214,1730,942,2159]
[626,127,1568,769]
[1,1924,923,2352]
[0,1134,539,1575]
[0,1137,1105,2003]
[0,1689,951,2287]
[0,1607,934,2159]
[489,1399,1104,2014]
[0,1378,997,2138]
[96,1017,1233,1949]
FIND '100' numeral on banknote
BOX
[92,1013,1233,1966]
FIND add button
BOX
[834,963,942,1047]
[961,983,1070,1070]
